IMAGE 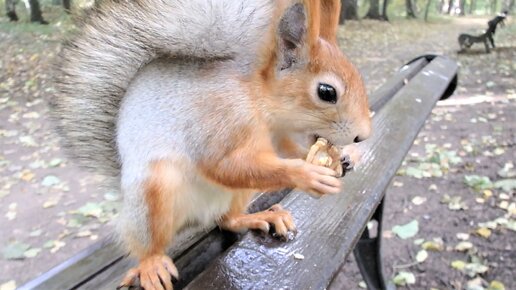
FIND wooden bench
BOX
[20,54,458,290]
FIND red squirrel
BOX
[51,0,371,289]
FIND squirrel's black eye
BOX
[317,83,337,104]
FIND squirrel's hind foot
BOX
[118,255,178,290]
[219,204,297,241]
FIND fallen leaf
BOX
[483,189,493,198]
[393,271,416,286]
[416,250,428,262]
[41,175,60,187]
[50,241,66,253]
[411,196,427,205]
[455,241,474,252]
[24,248,41,258]
[43,240,56,249]
[497,163,515,178]
[358,281,367,289]
[451,260,466,270]
[29,229,42,237]
[293,253,304,260]
[19,170,35,182]
[413,238,424,245]
[467,277,485,290]
[488,280,506,290]
[2,242,30,260]
[465,262,489,277]
[0,280,16,290]
[76,230,92,238]
[392,220,419,239]
[5,203,17,221]
[494,179,516,192]
[422,238,444,251]
[464,175,493,191]
[75,202,103,218]
[476,227,492,238]
[43,199,58,208]
[48,158,63,167]
[456,233,470,240]
[103,192,120,202]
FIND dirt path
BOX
[332,18,516,290]
[0,14,514,289]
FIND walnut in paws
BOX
[306,138,345,177]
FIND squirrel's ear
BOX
[276,3,307,70]
[319,0,340,44]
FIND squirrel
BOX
[51,0,371,289]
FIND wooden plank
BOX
[18,239,123,290]
[369,57,428,112]
[184,56,458,290]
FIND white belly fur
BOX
[177,174,234,228]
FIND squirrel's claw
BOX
[340,155,355,177]
[118,255,178,290]
[219,204,296,241]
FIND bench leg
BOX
[353,196,388,290]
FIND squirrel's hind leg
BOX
[218,192,296,241]
[118,159,186,290]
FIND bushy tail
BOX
[51,0,272,178]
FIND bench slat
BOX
[369,57,428,112]
[184,56,458,290]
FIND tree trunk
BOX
[424,0,433,21]
[504,0,515,12]
[469,0,476,14]
[5,0,19,21]
[406,0,417,17]
[382,0,390,20]
[447,0,454,13]
[365,0,382,19]
[340,0,359,23]
[492,0,498,13]
[62,0,71,13]
[28,0,48,24]
[459,0,466,15]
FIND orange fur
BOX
[306,0,322,58]
[319,0,341,43]
[144,160,178,256]
[199,133,300,191]
[277,135,308,158]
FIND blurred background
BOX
[0,0,514,289]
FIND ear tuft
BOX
[277,3,306,70]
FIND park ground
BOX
[0,11,515,290]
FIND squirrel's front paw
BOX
[296,162,341,198]
[118,255,178,290]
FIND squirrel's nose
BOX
[353,122,372,143]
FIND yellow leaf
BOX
[476,227,492,238]
[483,189,493,198]
[451,260,466,270]
[422,240,444,251]
[488,280,505,290]
[20,170,35,182]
